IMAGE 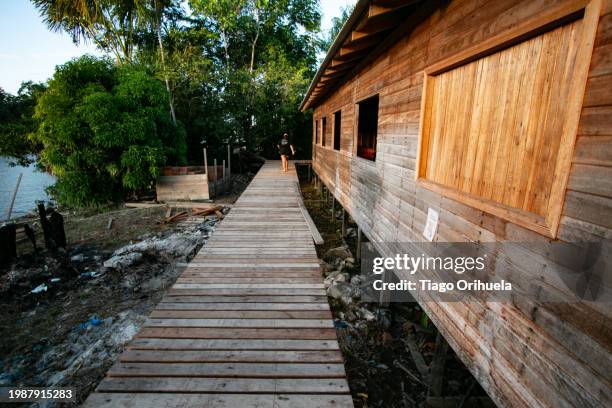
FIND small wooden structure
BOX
[156,147,232,202]
[302,0,611,407]
[84,162,352,408]
[156,166,210,201]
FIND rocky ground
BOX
[0,208,229,407]
[298,169,494,408]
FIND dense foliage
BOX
[0,83,46,166]
[158,0,323,161]
[5,0,354,206]
[33,56,186,206]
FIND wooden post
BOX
[5,173,22,221]
[308,163,311,181]
[227,144,231,181]
[222,159,226,192]
[356,227,362,260]
[203,148,209,199]
[213,158,217,198]
[331,196,335,224]
[427,332,449,399]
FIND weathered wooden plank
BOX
[161,295,327,303]
[156,302,331,311]
[171,284,325,289]
[165,289,327,296]
[137,327,338,340]
[128,338,340,351]
[184,262,321,268]
[108,362,347,378]
[96,377,350,394]
[143,318,334,328]
[149,310,332,319]
[568,163,612,197]
[83,393,354,408]
[119,349,343,363]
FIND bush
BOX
[0,82,46,165]
[33,56,186,207]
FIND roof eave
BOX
[299,0,370,112]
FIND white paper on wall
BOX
[423,208,439,242]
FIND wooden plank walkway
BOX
[84,161,353,408]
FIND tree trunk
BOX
[155,1,177,125]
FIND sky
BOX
[0,0,353,95]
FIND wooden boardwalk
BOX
[84,161,353,407]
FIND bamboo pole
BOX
[5,173,23,221]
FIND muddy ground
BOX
[0,173,254,407]
[297,168,494,408]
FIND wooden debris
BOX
[403,328,429,379]
[166,201,214,208]
[124,202,166,208]
[394,360,427,386]
[192,205,223,217]
[162,211,188,224]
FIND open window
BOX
[322,117,327,147]
[314,119,319,145]
[416,7,599,237]
[357,95,378,161]
[333,110,341,151]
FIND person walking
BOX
[277,133,295,172]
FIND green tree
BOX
[31,0,151,64]
[0,82,46,166]
[33,55,186,207]
[318,3,353,53]
[188,0,321,153]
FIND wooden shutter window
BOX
[416,1,601,238]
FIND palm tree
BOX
[31,0,149,64]
[32,0,177,124]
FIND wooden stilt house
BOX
[301,0,611,406]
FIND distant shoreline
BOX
[0,156,55,220]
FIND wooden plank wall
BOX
[156,174,210,201]
[311,0,612,407]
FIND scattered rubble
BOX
[0,206,227,406]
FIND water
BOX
[0,157,55,220]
